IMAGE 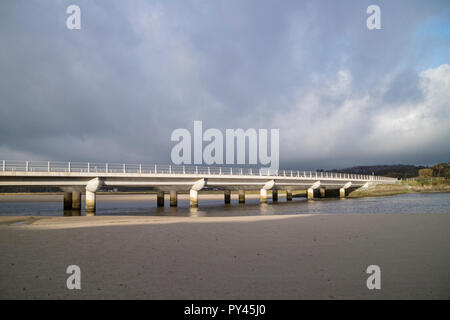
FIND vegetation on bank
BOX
[327,162,450,179]
[349,177,450,198]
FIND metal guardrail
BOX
[0,160,398,182]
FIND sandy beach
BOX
[0,213,449,299]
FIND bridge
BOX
[0,160,398,215]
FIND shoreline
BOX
[0,212,449,299]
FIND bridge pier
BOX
[260,189,268,203]
[72,191,81,210]
[286,191,292,201]
[340,182,352,199]
[307,188,314,200]
[307,181,321,200]
[224,190,231,204]
[190,189,198,208]
[84,177,103,216]
[239,190,245,204]
[63,192,72,210]
[157,191,164,207]
[85,190,96,216]
[320,188,326,198]
[272,190,278,202]
[170,190,177,207]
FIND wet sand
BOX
[0,213,449,299]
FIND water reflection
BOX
[63,210,81,216]
[0,192,449,217]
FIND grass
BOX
[349,178,450,198]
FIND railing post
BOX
[106,163,109,173]
[155,164,157,174]
[2,160,5,171]
[208,167,210,175]
[219,167,222,175]
[169,165,172,174]
[123,164,126,173]
[230,167,233,175]
[88,163,90,173]
[183,165,185,174]
[68,162,71,173]
[240,168,243,175]
[195,166,198,174]
[26,161,29,172]
[139,164,142,174]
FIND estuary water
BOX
[0,192,449,217]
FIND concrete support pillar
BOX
[307,188,314,200]
[260,189,268,203]
[272,190,278,202]
[169,190,177,207]
[63,192,72,210]
[339,188,346,199]
[72,191,81,210]
[157,191,164,207]
[238,190,245,203]
[286,191,292,201]
[190,189,198,208]
[320,188,326,198]
[85,190,96,216]
[224,190,231,204]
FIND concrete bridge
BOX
[0,160,398,215]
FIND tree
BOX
[432,163,449,177]
[418,168,433,177]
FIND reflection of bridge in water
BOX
[0,160,398,215]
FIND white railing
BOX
[0,160,398,182]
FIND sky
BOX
[0,0,449,170]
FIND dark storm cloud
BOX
[0,0,449,169]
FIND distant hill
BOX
[326,164,427,179]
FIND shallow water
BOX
[0,192,449,217]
